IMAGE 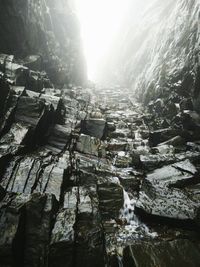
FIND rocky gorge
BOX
[0,0,200,267]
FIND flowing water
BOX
[119,189,158,242]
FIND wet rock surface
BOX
[123,239,200,267]
[0,64,200,267]
[136,160,200,221]
[101,0,200,115]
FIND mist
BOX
[75,0,151,82]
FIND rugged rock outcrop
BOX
[0,63,200,266]
[0,0,86,85]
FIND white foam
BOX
[119,190,158,241]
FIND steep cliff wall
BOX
[103,0,200,112]
[0,0,86,85]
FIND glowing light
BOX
[75,0,131,80]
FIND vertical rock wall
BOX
[0,0,86,85]
[101,0,200,112]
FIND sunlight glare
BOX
[75,0,131,81]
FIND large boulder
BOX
[81,119,107,139]
[136,160,200,222]
[182,110,200,139]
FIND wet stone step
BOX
[98,177,124,219]
[0,192,58,267]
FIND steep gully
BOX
[0,1,200,265]
[0,54,200,267]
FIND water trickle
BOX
[135,130,142,141]
[112,154,118,169]
[118,151,126,157]
[135,129,149,154]
[119,189,158,241]
[121,189,136,224]
[117,255,124,267]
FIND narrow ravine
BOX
[0,61,200,266]
[0,0,200,266]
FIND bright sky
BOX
[75,0,131,80]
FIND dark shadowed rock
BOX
[0,193,28,266]
[149,128,181,146]
[81,119,107,139]
[107,122,116,132]
[124,239,200,267]
[0,192,58,267]
[50,188,78,267]
[23,55,43,71]
[74,187,105,267]
[182,110,200,139]
[98,177,124,219]
[180,98,194,111]
[158,135,186,147]
[24,193,58,267]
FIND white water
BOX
[119,190,158,241]
[135,129,150,154]
[117,255,124,267]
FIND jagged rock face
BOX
[0,0,86,85]
[104,0,200,111]
[134,0,200,108]
[0,66,200,266]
